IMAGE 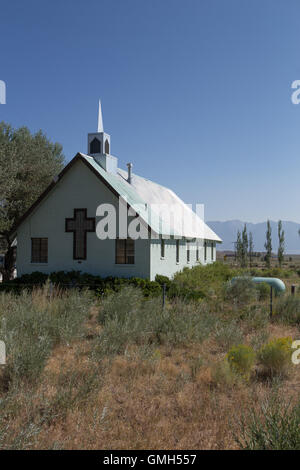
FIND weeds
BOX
[275,296,300,326]
[0,287,93,389]
[214,320,243,350]
[94,288,217,359]
[0,261,299,450]
[236,396,300,450]
[224,277,257,307]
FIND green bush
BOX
[214,320,244,350]
[94,288,217,358]
[236,397,300,450]
[0,271,162,298]
[255,282,270,301]
[0,288,93,389]
[171,262,233,300]
[258,337,292,377]
[98,286,144,324]
[275,296,300,326]
[227,344,255,379]
[242,305,269,332]
[224,277,257,307]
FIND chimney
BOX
[127,162,133,184]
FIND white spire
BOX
[97,99,104,132]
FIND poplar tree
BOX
[277,220,285,268]
[241,223,248,268]
[249,231,254,268]
[236,230,242,266]
[264,220,272,269]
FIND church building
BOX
[13,102,221,281]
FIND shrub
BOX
[275,296,300,326]
[210,360,239,388]
[94,288,217,358]
[255,282,270,301]
[227,344,255,379]
[258,337,293,377]
[0,288,93,389]
[0,271,162,298]
[98,286,144,324]
[236,396,300,450]
[224,277,257,307]
[214,320,244,351]
[171,262,233,300]
[242,306,269,332]
[155,274,172,290]
[250,330,269,351]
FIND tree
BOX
[264,220,272,269]
[249,231,254,268]
[277,220,285,268]
[240,223,248,268]
[236,230,243,266]
[0,122,64,280]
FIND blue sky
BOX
[1,0,300,223]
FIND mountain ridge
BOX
[207,220,300,254]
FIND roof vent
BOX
[127,162,133,184]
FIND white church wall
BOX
[149,238,216,280]
[17,159,151,279]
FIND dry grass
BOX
[0,278,300,450]
[1,313,299,449]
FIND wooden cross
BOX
[65,209,95,260]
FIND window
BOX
[31,238,48,263]
[176,240,180,263]
[105,139,109,154]
[211,242,214,260]
[196,242,199,261]
[204,241,207,262]
[115,239,134,264]
[187,241,190,263]
[90,137,101,154]
[161,239,165,258]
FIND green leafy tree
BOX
[264,220,272,269]
[0,122,64,280]
[248,231,254,268]
[277,220,285,268]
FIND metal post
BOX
[291,284,296,296]
[162,283,166,308]
[270,285,273,318]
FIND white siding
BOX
[17,159,151,279]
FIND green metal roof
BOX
[82,154,171,235]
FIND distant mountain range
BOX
[207,220,300,254]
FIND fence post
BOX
[291,284,296,296]
[270,285,273,318]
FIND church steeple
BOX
[87,100,117,174]
[97,100,104,132]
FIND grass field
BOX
[0,263,300,450]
